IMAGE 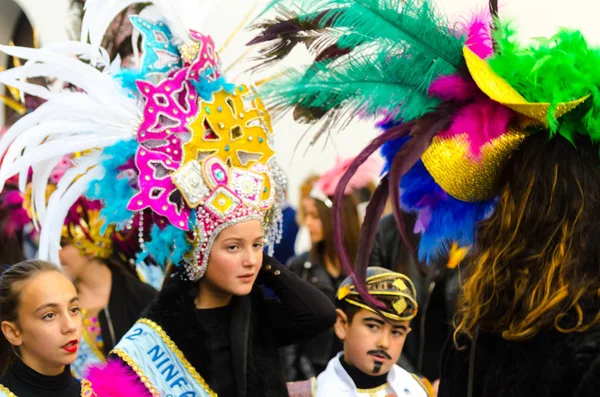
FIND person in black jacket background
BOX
[286,188,361,381]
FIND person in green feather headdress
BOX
[249,0,600,396]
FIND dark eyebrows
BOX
[34,296,79,313]
[393,324,408,332]
[362,316,385,325]
[222,235,263,244]
[222,237,243,244]
[363,316,408,331]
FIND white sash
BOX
[71,330,105,380]
[112,319,217,397]
[0,385,16,397]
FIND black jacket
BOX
[439,325,600,397]
[112,255,336,397]
[98,266,157,354]
[284,252,343,380]
[369,214,459,380]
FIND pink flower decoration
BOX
[314,155,383,197]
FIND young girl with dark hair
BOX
[57,197,157,379]
[0,259,92,397]
[0,1,337,394]
[286,158,379,380]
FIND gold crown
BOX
[61,207,115,260]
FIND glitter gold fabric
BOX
[185,85,275,171]
[463,46,588,125]
[422,130,527,202]
[61,208,115,259]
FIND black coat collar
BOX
[141,274,253,397]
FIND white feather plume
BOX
[38,167,105,264]
[0,43,140,264]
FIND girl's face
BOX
[58,244,89,281]
[200,219,264,301]
[301,198,324,243]
[1,271,82,375]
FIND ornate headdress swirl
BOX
[250,0,600,299]
[0,0,286,281]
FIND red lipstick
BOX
[62,340,79,353]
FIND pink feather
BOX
[439,96,513,158]
[314,155,383,196]
[0,179,30,238]
[85,359,152,397]
[461,9,494,59]
[428,75,478,101]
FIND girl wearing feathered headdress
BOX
[251,0,600,395]
[285,155,380,381]
[0,1,336,396]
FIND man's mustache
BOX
[367,349,392,360]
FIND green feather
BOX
[262,0,464,66]
[261,51,441,124]
[488,21,600,141]
[255,0,466,128]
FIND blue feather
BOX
[142,210,195,268]
[87,140,137,234]
[190,69,236,101]
[378,120,410,173]
[399,160,496,262]
[143,223,190,268]
[114,68,146,95]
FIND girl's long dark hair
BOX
[311,195,360,274]
[455,133,600,342]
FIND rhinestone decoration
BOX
[184,85,275,169]
[204,186,241,219]
[229,168,265,206]
[171,160,210,208]
[116,20,284,281]
[61,207,114,260]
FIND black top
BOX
[108,255,336,397]
[340,355,388,390]
[98,266,157,354]
[0,360,80,397]
[286,252,344,380]
[196,305,237,397]
[439,325,600,397]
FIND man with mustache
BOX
[314,267,433,396]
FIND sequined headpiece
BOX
[0,0,285,281]
[250,0,600,286]
[337,267,418,322]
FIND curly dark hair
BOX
[455,132,600,342]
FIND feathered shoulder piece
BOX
[0,0,287,281]
[249,0,600,299]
